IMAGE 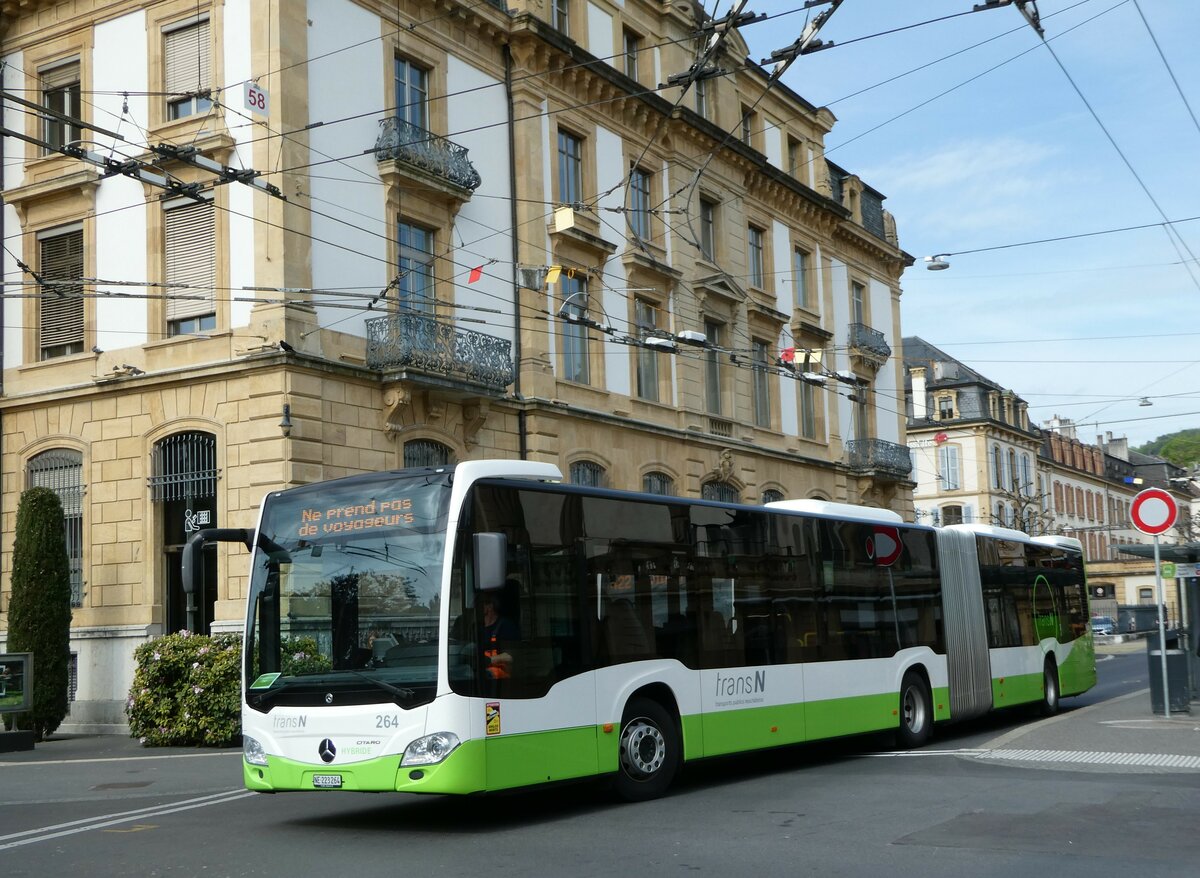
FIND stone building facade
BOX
[2,0,912,730]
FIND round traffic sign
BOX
[1130,487,1178,536]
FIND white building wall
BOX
[306,0,387,338]
[3,53,25,366]
[771,219,797,435]
[223,0,256,327]
[588,4,614,65]
[829,259,850,437]
[595,125,629,397]
[870,278,899,444]
[763,117,781,168]
[447,58,511,343]
[541,99,556,368]
[93,13,150,348]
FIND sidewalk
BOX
[0,731,235,764]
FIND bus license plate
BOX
[312,774,342,789]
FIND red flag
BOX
[468,265,483,284]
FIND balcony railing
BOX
[846,438,913,480]
[374,117,482,192]
[848,322,891,360]
[366,312,513,391]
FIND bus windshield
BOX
[245,471,452,711]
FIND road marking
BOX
[101,824,157,834]
[977,748,1200,770]
[0,790,254,851]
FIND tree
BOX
[989,484,1055,536]
[7,487,73,740]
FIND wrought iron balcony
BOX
[846,438,913,480]
[848,322,891,360]
[374,117,482,193]
[366,312,513,391]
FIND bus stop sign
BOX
[1130,487,1177,536]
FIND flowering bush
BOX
[126,631,242,747]
[127,632,331,747]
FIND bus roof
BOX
[765,499,904,525]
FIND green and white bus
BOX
[186,459,1095,800]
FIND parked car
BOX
[1090,616,1116,636]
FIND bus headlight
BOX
[243,735,269,767]
[401,732,461,766]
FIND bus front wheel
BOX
[615,697,680,801]
[895,671,933,749]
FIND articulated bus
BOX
[186,460,1095,801]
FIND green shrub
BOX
[6,487,72,740]
[126,633,331,746]
[126,631,242,747]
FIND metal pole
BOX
[1154,535,1170,718]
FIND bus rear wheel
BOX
[615,697,680,802]
[895,671,932,749]
[1039,661,1060,716]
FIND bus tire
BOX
[895,671,933,749]
[614,697,680,802]
[1040,660,1060,717]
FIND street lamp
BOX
[924,255,950,271]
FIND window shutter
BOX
[164,199,215,321]
[165,19,210,96]
[40,59,80,90]
[39,229,84,352]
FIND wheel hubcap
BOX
[903,686,926,733]
[620,718,666,778]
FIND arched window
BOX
[570,460,606,487]
[992,444,1003,489]
[642,471,674,496]
[27,449,85,607]
[149,432,217,501]
[702,481,740,503]
[761,489,784,504]
[403,439,453,468]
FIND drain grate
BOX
[978,749,1200,770]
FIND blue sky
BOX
[742,0,1200,448]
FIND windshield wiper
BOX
[251,679,303,707]
[345,670,415,700]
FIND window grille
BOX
[149,432,217,501]
[570,460,606,487]
[27,449,85,607]
[643,472,675,496]
[403,439,452,468]
[761,489,784,504]
[702,481,740,503]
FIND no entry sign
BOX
[1130,487,1178,536]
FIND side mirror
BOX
[473,532,507,591]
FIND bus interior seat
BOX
[604,598,654,662]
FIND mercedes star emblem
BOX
[318,739,336,763]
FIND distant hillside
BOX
[1136,429,1200,468]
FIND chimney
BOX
[910,367,927,420]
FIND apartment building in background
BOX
[1,0,913,730]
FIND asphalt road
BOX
[2,647,1197,878]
